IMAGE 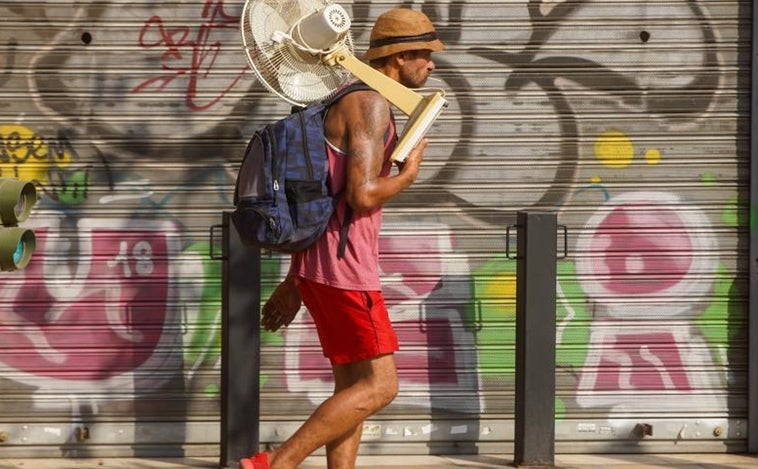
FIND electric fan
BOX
[240,0,447,162]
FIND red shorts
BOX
[295,277,399,365]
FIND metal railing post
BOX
[749,0,758,451]
[512,211,557,467]
[217,211,262,467]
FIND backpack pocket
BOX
[285,179,323,203]
[234,134,266,205]
[231,197,284,248]
[285,180,333,230]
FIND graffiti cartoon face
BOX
[576,191,717,318]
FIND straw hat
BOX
[364,8,445,61]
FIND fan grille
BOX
[241,0,354,106]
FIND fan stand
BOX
[323,46,447,162]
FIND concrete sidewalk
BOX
[0,454,757,469]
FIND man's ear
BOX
[393,51,409,66]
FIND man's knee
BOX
[341,354,398,411]
[367,368,398,410]
[377,374,399,407]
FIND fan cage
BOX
[241,0,355,106]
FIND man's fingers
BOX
[262,316,281,332]
[261,306,290,332]
[261,293,300,332]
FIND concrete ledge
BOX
[0,453,757,469]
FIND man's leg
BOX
[325,421,362,469]
[324,362,368,469]
[267,353,398,469]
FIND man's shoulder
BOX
[324,86,391,142]
[332,89,389,118]
[334,86,384,104]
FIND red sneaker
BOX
[239,452,269,469]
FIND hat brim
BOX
[363,38,444,61]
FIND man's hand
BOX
[395,138,427,184]
[261,276,302,332]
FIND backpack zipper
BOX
[266,126,280,191]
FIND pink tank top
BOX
[291,117,397,291]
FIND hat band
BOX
[369,31,439,48]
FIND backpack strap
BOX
[325,82,374,259]
[324,81,373,106]
[337,207,353,259]
[326,82,396,260]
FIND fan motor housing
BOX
[292,4,351,51]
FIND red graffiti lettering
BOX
[133,0,246,111]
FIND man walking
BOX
[241,8,445,469]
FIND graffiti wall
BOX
[0,0,749,457]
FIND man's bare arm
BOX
[334,91,426,212]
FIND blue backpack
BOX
[232,83,371,258]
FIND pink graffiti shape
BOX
[0,228,169,381]
[132,0,246,111]
[594,332,691,391]
[590,203,693,295]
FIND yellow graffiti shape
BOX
[480,273,517,318]
[594,130,634,169]
[645,148,661,164]
[0,124,72,183]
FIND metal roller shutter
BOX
[0,0,749,457]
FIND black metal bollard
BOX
[215,211,262,468]
[749,0,758,452]
[510,211,558,467]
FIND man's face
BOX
[398,49,435,89]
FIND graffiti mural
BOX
[574,192,723,412]
[0,0,747,454]
[132,1,245,111]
